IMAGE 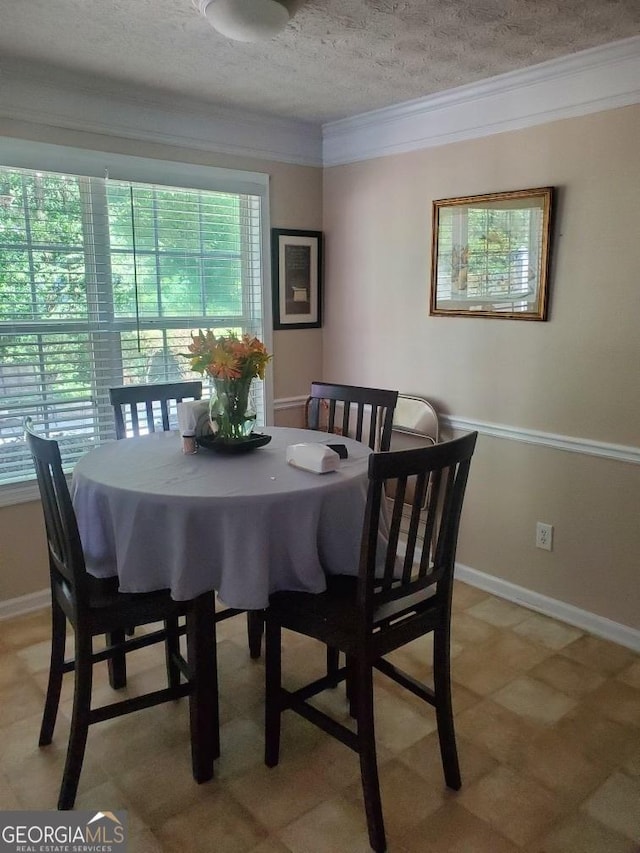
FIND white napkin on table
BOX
[177,400,211,437]
[286,443,340,474]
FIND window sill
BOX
[0,480,41,508]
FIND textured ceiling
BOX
[0,0,638,124]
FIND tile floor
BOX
[0,581,638,852]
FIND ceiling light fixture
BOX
[196,0,290,42]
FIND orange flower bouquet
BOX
[183,330,271,440]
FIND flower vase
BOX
[209,377,256,441]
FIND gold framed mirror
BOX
[430,187,554,320]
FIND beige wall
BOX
[322,105,640,630]
[0,120,322,602]
[2,108,640,632]
[0,501,47,602]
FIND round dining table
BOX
[71,426,371,609]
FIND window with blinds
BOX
[0,165,267,487]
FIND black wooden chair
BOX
[108,380,203,439]
[264,432,478,852]
[108,381,204,678]
[25,419,218,810]
[108,381,263,659]
[304,381,398,451]
[305,382,399,680]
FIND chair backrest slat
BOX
[383,474,406,588]
[145,400,156,433]
[435,465,458,568]
[131,405,141,435]
[305,382,398,452]
[402,470,428,582]
[418,467,442,579]
[359,432,478,627]
[160,399,171,432]
[24,419,89,605]
[109,381,203,440]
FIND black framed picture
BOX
[271,228,323,329]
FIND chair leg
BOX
[186,592,219,782]
[326,646,340,687]
[346,654,358,718]
[58,631,93,810]
[355,656,386,853]
[106,631,127,689]
[264,617,282,768]
[247,610,264,659]
[39,599,67,746]
[164,617,181,689]
[433,625,461,790]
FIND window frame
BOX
[0,138,274,506]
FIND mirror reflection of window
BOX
[431,187,553,320]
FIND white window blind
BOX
[0,162,268,488]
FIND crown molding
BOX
[1,37,637,169]
[0,62,323,167]
[323,36,640,165]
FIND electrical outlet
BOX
[536,522,553,551]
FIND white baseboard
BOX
[455,562,640,653]
[0,588,50,621]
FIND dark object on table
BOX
[264,432,478,852]
[196,432,272,453]
[327,443,348,459]
[24,417,218,810]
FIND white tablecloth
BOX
[71,427,371,609]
